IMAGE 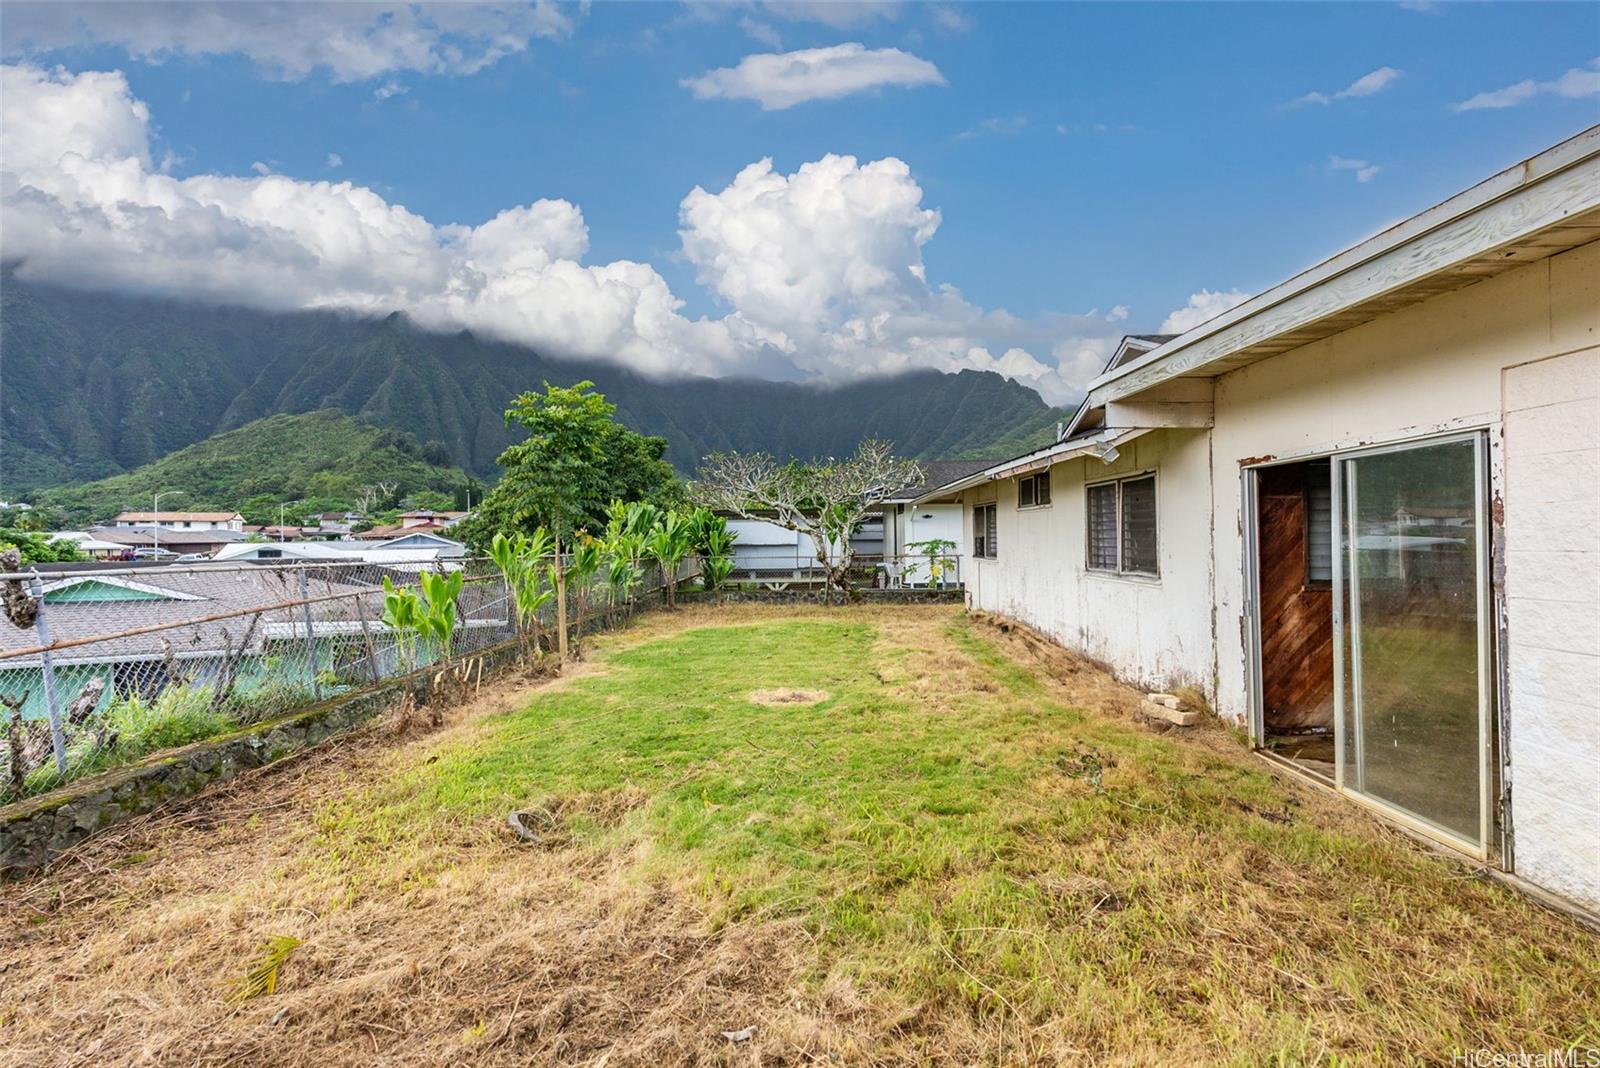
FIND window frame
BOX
[972,501,998,560]
[1083,471,1160,579]
[1017,470,1053,510]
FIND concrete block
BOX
[1146,693,1181,709]
[1142,699,1199,726]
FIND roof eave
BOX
[1084,125,1600,408]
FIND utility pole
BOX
[153,490,183,559]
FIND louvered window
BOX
[1086,474,1159,577]
[1086,483,1118,570]
[1305,465,1333,585]
[972,503,998,559]
[1018,472,1052,508]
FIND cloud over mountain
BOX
[1,61,1128,403]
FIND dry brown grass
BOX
[0,602,1594,1067]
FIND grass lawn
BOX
[0,604,1594,1065]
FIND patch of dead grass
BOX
[747,688,828,706]
[0,601,1593,1066]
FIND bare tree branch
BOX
[695,440,922,601]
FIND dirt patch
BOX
[747,688,828,706]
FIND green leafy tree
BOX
[0,530,87,564]
[465,382,676,660]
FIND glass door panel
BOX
[1338,435,1487,846]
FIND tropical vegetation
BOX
[28,410,473,527]
[3,275,1064,494]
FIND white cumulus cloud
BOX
[1329,154,1382,183]
[0,1,574,83]
[1291,66,1402,107]
[682,43,944,110]
[1453,58,1600,111]
[1,62,1123,406]
[1159,289,1250,334]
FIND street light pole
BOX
[152,490,183,559]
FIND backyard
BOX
[0,603,1593,1065]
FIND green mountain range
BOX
[1,276,1069,495]
[32,411,471,526]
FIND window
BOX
[1086,483,1118,570]
[972,502,998,559]
[1085,474,1159,576]
[1305,464,1333,585]
[1018,471,1052,508]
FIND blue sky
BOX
[2,2,1597,401]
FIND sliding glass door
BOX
[1334,433,1490,851]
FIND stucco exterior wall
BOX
[1207,239,1598,912]
[1210,240,1600,718]
[961,427,1216,693]
[1501,345,1600,909]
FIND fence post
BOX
[29,577,68,776]
[352,592,380,683]
[298,567,322,700]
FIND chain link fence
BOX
[0,557,683,803]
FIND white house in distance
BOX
[919,127,1600,917]
[112,510,244,532]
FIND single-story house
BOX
[880,460,1001,586]
[87,525,251,558]
[723,513,886,584]
[0,561,502,722]
[919,128,1600,916]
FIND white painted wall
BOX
[963,239,1599,912]
[1207,239,1599,911]
[960,427,1215,693]
[1501,346,1600,909]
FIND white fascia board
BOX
[1086,126,1600,406]
[910,429,1148,504]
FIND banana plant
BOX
[643,510,694,608]
[603,533,645,623]
[490,529,554,657]
[380,575,426,671]
[560,536,606,655]
[416,568,463,659]
[701,524,736,593]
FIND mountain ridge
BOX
[0,277,1069,493]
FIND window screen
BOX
[1306,466,1333,584]
[1120,476,1158,574]
[973,503,998,559]
[1086,483,1118,570]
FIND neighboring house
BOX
[919,129,1600,915]
[0,568,376,721]
[88,526,250,558]
[354,511,469,540]
[112,511,244,532]
[722,513,886,581]
[880,460,1000,582]
[0,562,502,722]
[211,540,462,567]
[41,532,129,560]
[371,531,468,559]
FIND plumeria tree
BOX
[696,439,921,601]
